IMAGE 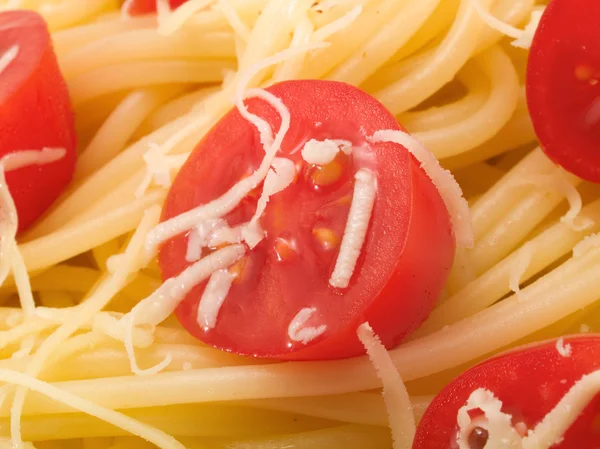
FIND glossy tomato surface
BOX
[0,11,76,230]
[123,0,189,15]
[414,336,600,449]
[159,80,454,360]
[527,0,600,182]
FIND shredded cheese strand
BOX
[370,130,473,248]
[287,307,327,345]
[197,268,237,329]
[330,169,377,288]
[358,322,416,449]
[126,244,245,327]
[301,139,352,165]
[512,173,593,231]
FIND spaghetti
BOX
[1,0,596,448]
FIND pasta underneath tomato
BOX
[0,0,599,448]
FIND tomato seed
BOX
[312,227,339,250]
[467,427,488,449]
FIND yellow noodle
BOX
[76,87,187,180]
[60,29,236,80]
[68,60,235,107]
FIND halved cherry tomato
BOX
[527,0,600,183]
[413,335,600,449]
[122,0,189,16]
[159,80,454,360]
[0,11,76,231]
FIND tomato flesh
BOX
[123,0,189,15]
[527,0,600,182]
[159,80,454,360]
[0,11,76,231]
[413,336,600,449]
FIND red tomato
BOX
[159,80,454,360]
[122,0,189,15]
[413,336,600,449]
[527,0,600,183]
[0,11,76,231]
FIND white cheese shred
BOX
[556,337,572,358]
[470,0,544,50]
[456,388,522,449]
[197,268,236,330]
[357,322,415,449]
[126,244,245,328]
[301,139,352,165]
[185,219,227,262]
[287,307,327,345]
[370,129,474,248]
[329,169,377,289]
[243,157,296,248]
[513,173,594,232]
[0,45,18,75]
[509,243,533,296]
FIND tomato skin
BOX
[159,80,454,360]
[526,0,600,183]
[123,0,189,15]
[0,11,76,231]
[413,336,600,449]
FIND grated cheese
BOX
[197,268,236,329]
[370,130,474,248]
[243,157,296,248]
[456,388,522,449]
[509,243,534,296]
[556,337,572,358]
[358,322,415,449]
[185,219,227,262]
[0,45,18,75]
[470,0,544,50]
[126,244,245,328]
[136,144,188,199]
[301,139,352,165]
[330,169,377,288]
[513,173,594,232]
[208,223,244,247]
[287,307,327,345]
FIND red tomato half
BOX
[414,336,600,449]
[159,80,454,360]
[527,0,600,183]
[0,11,76,231]
[123,0,188,15]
